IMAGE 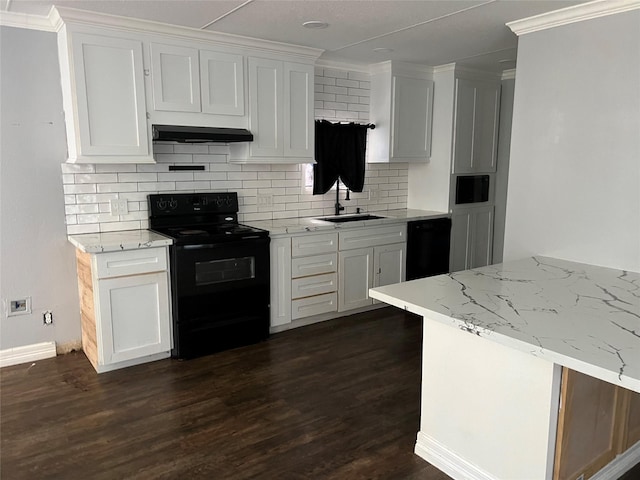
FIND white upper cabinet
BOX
[150,43,201,112]
[369,61,434,163]
[150,44,244,116]
[452,77,500,174]
[200,50,244,116]
[58,28,152,163]
[231,57,314,163]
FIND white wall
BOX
[503,10,640,271]
[0,26,81,351]
[492,75,515,264]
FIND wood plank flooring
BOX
[1,307,451,480]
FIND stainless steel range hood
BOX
[152,125,253,143]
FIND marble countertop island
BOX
[68,230,172,253]
[370,256,640,393]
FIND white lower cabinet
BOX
[269,224,407,330]
[450,205,494,272]
[338,247,374,312]
[76,247,172,373]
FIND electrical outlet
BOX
[257,194,273,207]
[43,310,53,325]
[369,188,379,200]
[7,297,31,317]
[109,199,128,216]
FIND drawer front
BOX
[339,225,406,250]
[292,292,337,320]
[292,233,338,257]
[95,247,168,279]
[291,253,337,278]
[291,273,337,299]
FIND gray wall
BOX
[0,26,81,350]
[504,10,640,271]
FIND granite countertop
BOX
[68,230,173,253]
[369,256,640,393]
[243,208,450,235]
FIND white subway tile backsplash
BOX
[61,66,408,234]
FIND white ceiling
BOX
[1,0,588,71]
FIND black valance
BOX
[313,120,370,195]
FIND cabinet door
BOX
[200,50,244,116]
[452,78,500,174]
[150,43,201,112]
[284,62,314,160]
[450,210,472,272]
[554,368,626,480]
[338,248,374,312]
[270,237,292,328]
[71,33,149,157]
[470,206,494,269]
[96,272,171,365]
[374,243,406,288]
[249,57,283,157]
[452,78,476,174]
[391,75,433,161]
[472,83,500,172]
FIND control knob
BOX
[157,200,167,210]
[169,198,177,210]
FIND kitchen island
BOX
[369,256,639,480]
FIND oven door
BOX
[170,236,270,358]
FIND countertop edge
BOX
[68,230,173,253]
[369,269,640,394]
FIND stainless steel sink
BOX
[318,214,384,223]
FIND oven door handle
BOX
[178,237,270,250]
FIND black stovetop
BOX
[148,192,268,245]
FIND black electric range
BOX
[148,192,270,359]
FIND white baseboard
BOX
[0,341,57,368]
[415,431,495,480]
[591,440,640,480]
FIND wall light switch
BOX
[369,188,379,200]
[257,194,273,207]
[109,199,128,216]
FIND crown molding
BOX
[0,10,56,32]
[507,0,640,36]
[368,60,433,78]
[501,69,516,80]
[50,6,324,61]
[315,58,370,74]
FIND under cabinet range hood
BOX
[152,125,253,143]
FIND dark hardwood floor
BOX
[1,307,451,480]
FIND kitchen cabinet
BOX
[270,237,292,328]
[230,57,314,163]
[150,43,244,116]
[57,28,153,163]
[452,77,500,174]
[450,205,494,272]
[338,225,407,312]
[369,61,434,163]
[554,368,640,480]
[150,43,201,112]
[75,247,171,373]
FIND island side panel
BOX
[415,316,561,480]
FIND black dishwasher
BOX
[406,218,452,280]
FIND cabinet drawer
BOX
[339,225,406,250]
[292,233,338,257]
[95,247,167,279]
[291,253,337,278]
[291,273,337,299]
[292,292,337,320]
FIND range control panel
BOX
[148,192,239,216]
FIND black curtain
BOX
[313,120,368,195]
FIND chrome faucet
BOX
[335,178,345,215]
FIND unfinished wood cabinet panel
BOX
[554,368,626,480]
[76,250,98,370]
[623,389,640,450]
